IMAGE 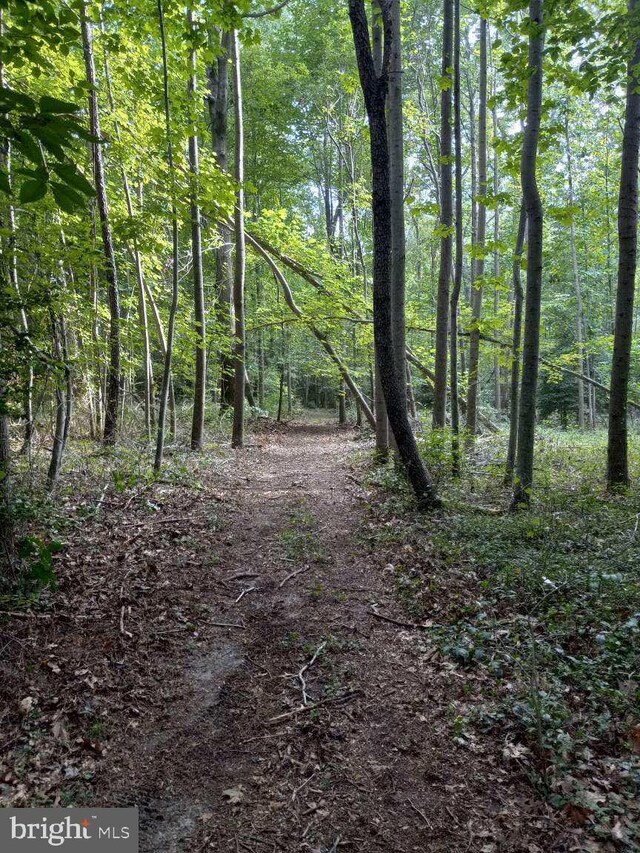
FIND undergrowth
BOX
[368,426,640,848]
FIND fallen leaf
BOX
[19,697,36,715]
[222,786,244,804]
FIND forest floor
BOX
[0,418,633,852]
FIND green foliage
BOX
[374,428,640,841]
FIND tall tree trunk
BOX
[144,277,177,438]
[493,101,502,411]
[466,16,487,440]
[505,203,526,483]
[607,0,640,489]
[207,30,235,411]
[81,2,121,445]
[512,0,545,508]
[433,0,454,428]
[349,0,439,507]
[101,16,154,439]
[188,8,206,451]
[372,0,389,460]
[47,315,67,488]
[154,0,180,471]
[387,0,407,413]
[1,148,33,454]
[257,277,265,407]
[231,30,246,448]
[450,0,463,474]
[0,376,12,574]
[564,110,586,429]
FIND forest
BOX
[0,0,639,850]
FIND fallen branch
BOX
[370,606,432,631]
[267,690,361,724]
[278,563,311,588]
[297,640,326,705]
[245,232,376,429]
[234,586,257,604]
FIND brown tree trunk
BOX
[607,0,640,489]
[188,8,206,451]
[450,0,462,474]
[154,0,180,471]
[433,0,454,428]
[349,0,439,507]
[81,2,121,445]
[207,30,235,412]
[564,110,587,429]
[466,16,487,440]
[505,203,527,483]
[512,0,545,508]
[231,30,246,448]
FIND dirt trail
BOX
[1,421,561,852]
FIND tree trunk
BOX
[433,0,454,428]
[47,315,68,488]
[231,30,246,448]
[493,100,502,411]
[101,20,154,439]
[188,8,206,451]
[349,0,439,507]
[564,110,587,429]
[608,0,640,489]
[505,203,527,483]
[466,16,487,440]
[512,0,545,508]
[154,0,180,471]
[371,0,389,460]
[450,0,462,474]
[0,379,13,574]
[81,2,121,445]
[338,382,347,424]
[387,0,408,411]
[207,30,235,412]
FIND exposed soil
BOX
[1,421,575,851]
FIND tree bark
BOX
[564,110,587,429]
[371,0,389,460]
[349,0,439,507]
[608,0,640,489]
[47,314,67,488]
[450,0,462,473]
[466,16,487,440]
[505,202,526,483]
[81,2,121,445]
[433,0,454,428]
[101,18,154,439]
[492,99,502,411]
[207,30,235,411]
[513,0,545,508]
[387,0,407,408]
[231,30,246,448]
[188,8,206,451]
[154,0,180,471]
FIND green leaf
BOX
[52,162,95,196]
[39,95,81,114]
[0,86,36,113]
[50,181,85,213]
[19,178,47,203]
[0,170,10,195]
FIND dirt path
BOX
[1,422,562,852]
